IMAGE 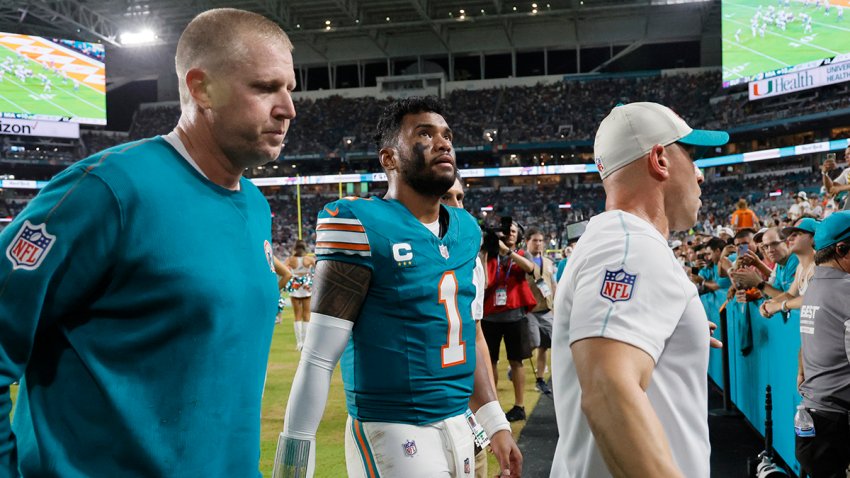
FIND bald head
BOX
[175,8,293,107]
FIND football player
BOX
[273,97,522,477]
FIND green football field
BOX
[722,0,850,83]
[10,307,539,475]
[0,46,105,123]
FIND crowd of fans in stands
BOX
[117,70,850,159]
[4,70,850,253]
[253,158,840,255]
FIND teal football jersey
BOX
[316,197,481,425]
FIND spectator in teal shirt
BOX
[555,244,573,282]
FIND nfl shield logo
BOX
[600,267,637,303]
[464,458,471,474]
[402,439,417,457]
[6,220,56,271]
[439,244,450,260]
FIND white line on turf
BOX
[0,90,30,113]
[726,17,842,56]
[722,38,788,68]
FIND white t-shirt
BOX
[162,130,241,191]
[788,201,811,220]
[550,210,710,478]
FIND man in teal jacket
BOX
[0,8,296,477]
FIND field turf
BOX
[10,307,539,475]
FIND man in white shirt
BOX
[788,191,812,221]
[550,102,728,478]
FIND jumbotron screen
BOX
[721,0,850,87]
[0,32,105,125]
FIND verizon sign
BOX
[0,118,79,138]
[749,60,850,101]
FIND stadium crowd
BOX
[115,70,849,158]
[3,4,850,476]
[258,158,843,257]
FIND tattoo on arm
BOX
[311,260,371,322]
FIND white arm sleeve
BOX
[472,258,486,321]
[283,312,353,438]
[274,313,353,478]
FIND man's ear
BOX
[648,143,670,180]
[185,68,213,109]
[379,146,397,171]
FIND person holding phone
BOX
[822,148,850,210]
[732,227,799,300]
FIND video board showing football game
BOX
[722,0,850,87]
[0,32,105,125]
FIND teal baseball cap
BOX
[782,217,819,238]
[814,211,850,251]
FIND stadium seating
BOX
[116,70,847,159]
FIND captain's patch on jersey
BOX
[392,242,416,268]
[6,220,56,271]
[600,267,637,303]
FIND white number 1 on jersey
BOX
[439,271,466,367]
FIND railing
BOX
[703,288,802,476]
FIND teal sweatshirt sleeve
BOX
[0,166,121,475]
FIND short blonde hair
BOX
[175,8,293,106]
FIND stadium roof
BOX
[0,0,718,64]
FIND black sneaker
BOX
[505,405,526,422]
[536,378,553,396]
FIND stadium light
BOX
[120,29,156,45]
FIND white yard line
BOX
[0,90,30,113]
[723,38,789,67]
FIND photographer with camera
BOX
[482,217,537,422]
